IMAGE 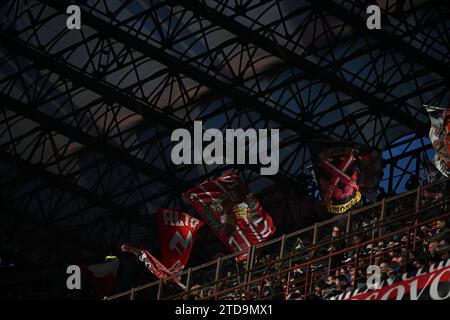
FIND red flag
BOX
[183,173,276,262]
[121,243,186,290]
[316,146,362,214]
[358,146,383,194]
[157,208,203,273]
[332,262,450,300]
[82,260,119,297]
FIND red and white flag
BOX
[315,145,362,214]
[426,105,450,177]
[121,243,186,290]
[83,260,119,297]
[358,146,383,195]
[183,173,276,262]
[157,208,203,273]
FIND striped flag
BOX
[121,243,186,290]
[425,105,450,177]
[184,173,275,262]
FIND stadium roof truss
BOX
[0,0,448,265]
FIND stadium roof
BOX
[0,0,449,265]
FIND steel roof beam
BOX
[310,0,450,82]
[0,91,188,190]
[172,0,428,136]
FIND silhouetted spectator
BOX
[405,176,420,191]
[377,188,388,201]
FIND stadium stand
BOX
[105,177,450,300]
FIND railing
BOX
[105,177,449,300]
[205,211,450,300]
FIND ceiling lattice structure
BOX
[0,0,449,266]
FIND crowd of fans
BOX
[98,174,448,301]
[115,175,447,301]
[180,214,450,300]
[286,217,450,300]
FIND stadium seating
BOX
[106,177,449,300]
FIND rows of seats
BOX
[107,178,449,300]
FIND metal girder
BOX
[0,31,183,130]
[0,151,151,263]
[0,89,305,209]
[74,0,440,137]
[0,89,188,191]
[0,93,305,210]
[172,0,428,137]
[7,0,436,155]
[0,202,105,264]
[0,147,125,214]
[40,0,329,142]
[0,42,309,192]
[383,143,431,163]
[35,0,357,142]
[311,0,450,82]
[35,0,342,191]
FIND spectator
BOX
[335,275,350,293]
[328,225,345,269]
[311,283,323,299]
[435,219,450,243]
[412,259,423,270]
[427,240,441,266]
[354,269,367,290]
[352,234,363,247]
[387,268,401,284]
[377,188,388,201]
[286,291,302,300]
[294,237,304,250]
[438,239,450,261]
[405,176,420,191]
[348,267,356,285]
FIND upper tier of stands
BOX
[106,177,450,300]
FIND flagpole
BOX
[423,104,450,111]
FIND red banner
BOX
[331,260,450,300]
[317,146,361,214]
[157,208,203,273]
[81,260,119,297]
[184,173,276,262]
[358,147,383,195]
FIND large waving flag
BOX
[426,105,450,177]
[358,146,383,195]
[183,173,276,262]
[157,208,203,273]
[316,145,362,214]
[422,154,444,200]
[81,260,120,297]
[423,153,441,184]
[121,243,186,289]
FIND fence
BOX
[105,177,449,300]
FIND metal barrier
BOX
[105,177,449,300]
[201,211,450,300]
